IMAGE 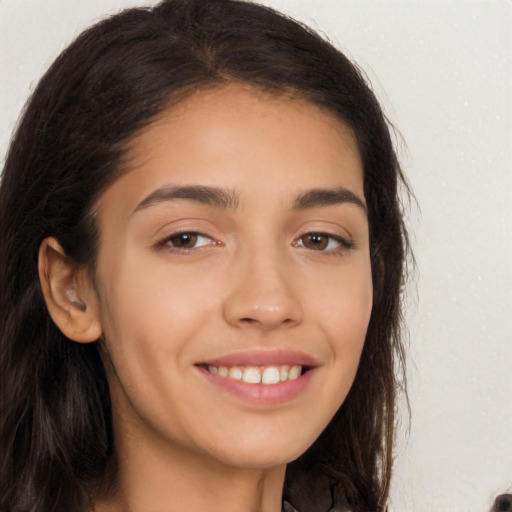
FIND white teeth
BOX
[228,367,242,380]
[288,365,301,380]
[261,366,280,384]
[242,367,261,384]
[206,364,303,384]
[217,366,229,378]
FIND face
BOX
[93,83,372,469]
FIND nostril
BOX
[223,284,303,329]
[237,316,296,328]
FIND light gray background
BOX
[1,1,511,510]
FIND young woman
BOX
[0,1,410,511]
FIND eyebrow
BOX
[132,185,240,214]
[293,188,367,212]
[132,184,366,216]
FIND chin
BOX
[201,432,317,470]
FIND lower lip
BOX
[196,366,315,406]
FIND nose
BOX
[222,249,303,331]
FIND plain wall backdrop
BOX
[1,1,511,510]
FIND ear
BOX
[38,237,103,343]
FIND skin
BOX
[39,83,372,512]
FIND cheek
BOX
[315,258,373,333]
[95,263,220,433]
[313,259,373,381]
[97,258,220,369]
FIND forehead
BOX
[127,83,361,172]
[97,83,364,216]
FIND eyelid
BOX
[155,230,220,252]
[293,232,354,252]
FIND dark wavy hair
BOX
[0,1,410,511]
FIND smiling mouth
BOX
[196,364,307,384]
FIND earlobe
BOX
[38,237,103,343]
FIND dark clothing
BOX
[282,477,352,512]
[283,499,350,512]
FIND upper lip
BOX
[197,349,319,368]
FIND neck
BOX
[93,414,287,512]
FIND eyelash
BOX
[156,231,217,253]
[156,231,353,254]
[293,233,354,253]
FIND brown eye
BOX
[157,232,217,252]
[167,232,202,248]
[295,233,353,252]
[301,233,329,250]
[156,232,217,252]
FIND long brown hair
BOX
[0,1,410,511]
